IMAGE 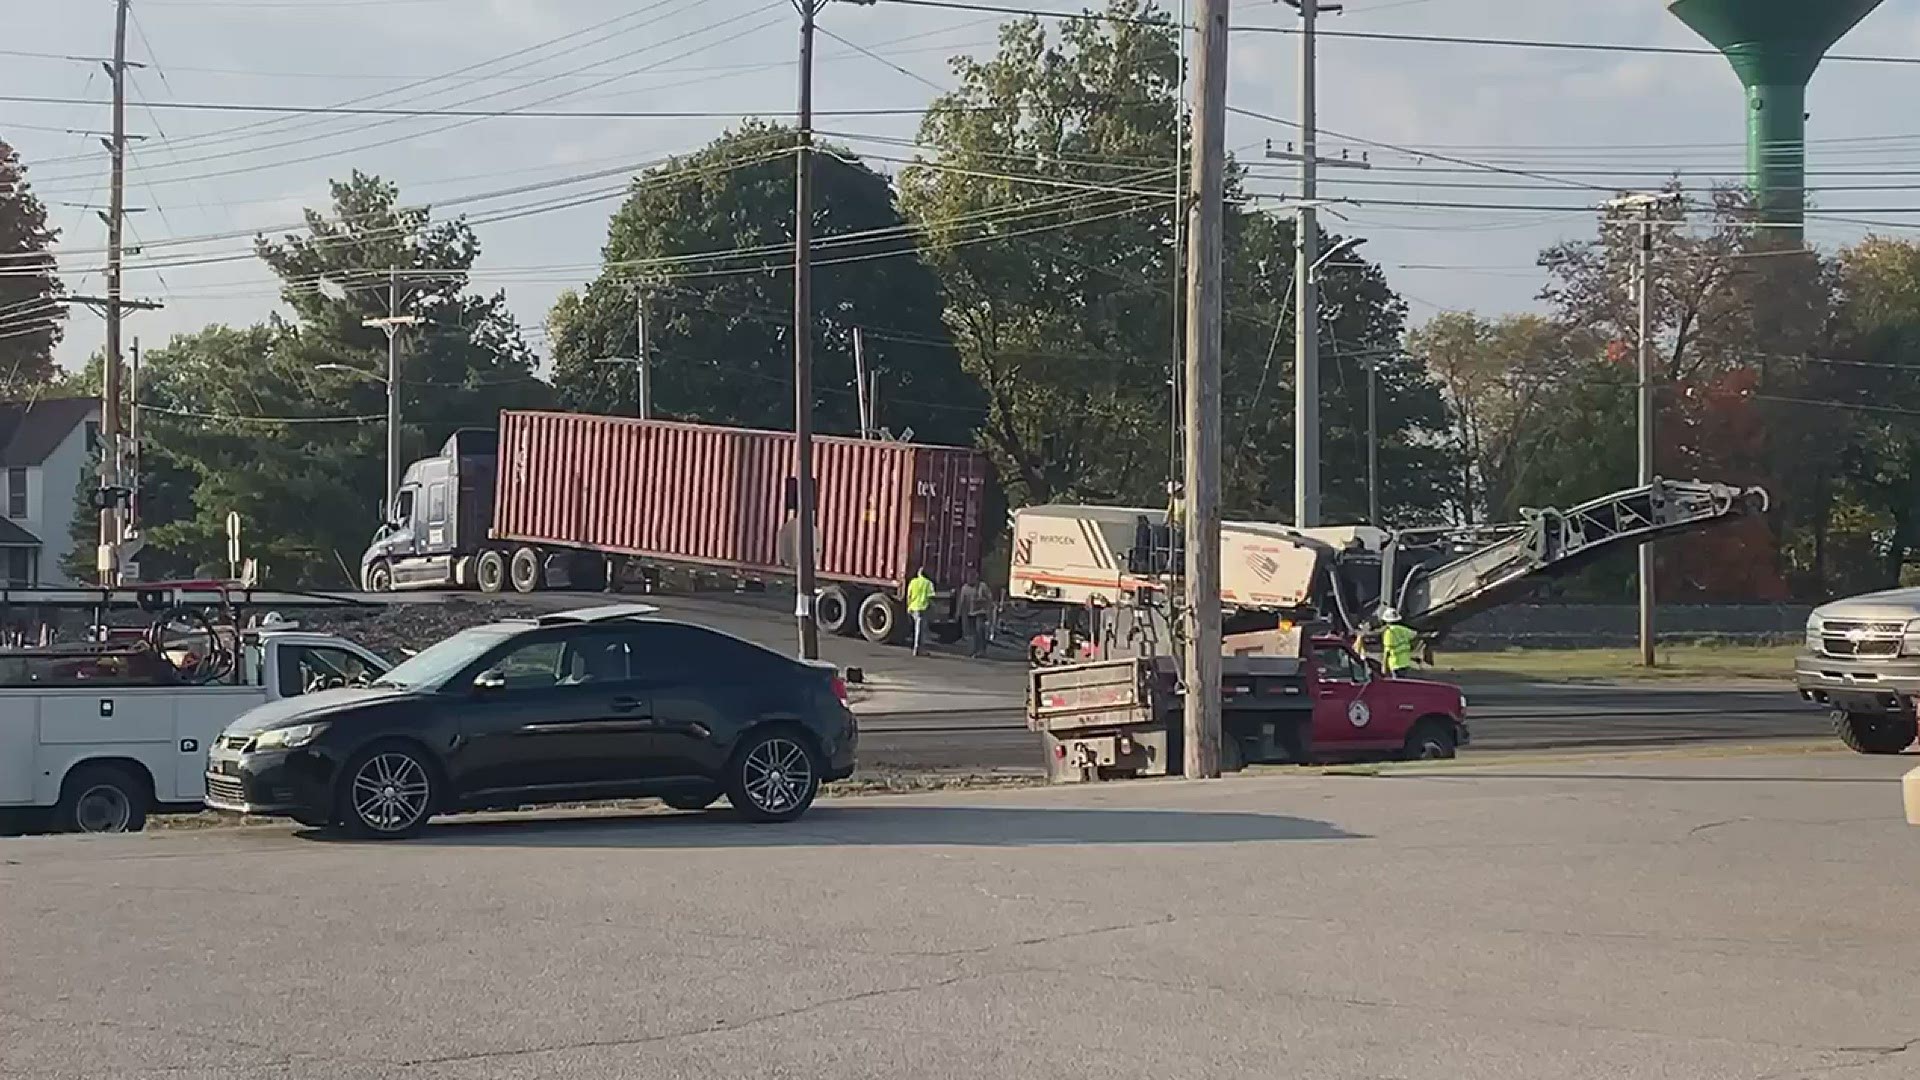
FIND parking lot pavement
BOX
[5,749,1919,1080]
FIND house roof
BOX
[0,517,40,548]
[0,397,99,467]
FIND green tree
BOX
[100,175,550,586]
[0,138,64,398]
[547,124,983,446]
[898,0,1451,520]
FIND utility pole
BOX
[793,0,823,660]
[1604,192,1677,668]
[1182,0,1230,781]
[634,289,650,419]
[1292,0,1322,529]
[362,269,423,515]
[1365,356,1379,525]
[1634,208,1657,669]
[852,326,871,438]
[96,0,132,586]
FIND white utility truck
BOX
[0,583,388,834]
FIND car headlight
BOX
[251,722,328,750]
[1903,620,1920,657]
[1805,615,1823,652]
[1458,693,1468,712]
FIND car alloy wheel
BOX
[73,783,132,833]
[350,752,432,834]
[740,737,815,817]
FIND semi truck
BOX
[358,412,991,645]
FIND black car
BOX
[203,604,857,838]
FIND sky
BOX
[9,0,1920,375]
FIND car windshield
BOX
[372,626,514,691]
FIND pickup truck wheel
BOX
[365,560,393,594]
[335,743,437,839]
[476,550,507,594]
[54,764,149,834]
[509,547,542,593]
[1402,718,1458,761]
[1832,709,1916,755]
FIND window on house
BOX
[85,420,101,452]
[6,468,25,520]
[5,548,30,586]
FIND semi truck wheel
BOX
[509,547,542,593]
[1832,709,1916,754]
[365,560,393,593]
[858,592,905,644]
[816,586,856,636]
[476,550,507,594]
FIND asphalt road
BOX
[347,589,1832,770]
[6,749,1917,1079]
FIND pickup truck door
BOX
[1309,644,1392,750]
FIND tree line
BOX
[0,0,1916,600]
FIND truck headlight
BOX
[251,722,328,751]
[1903,620,1920,658]
[1805,615,1822,653]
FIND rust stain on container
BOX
[492,411,989,592]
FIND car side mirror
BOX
[472,670,507,693]
[1365,657,1383,676]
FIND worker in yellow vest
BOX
[1380,608,1417,677]
[906,566,935,657]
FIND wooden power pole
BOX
[1182,0,1229,780]
[792,0,823,660]
[97,0,132,586]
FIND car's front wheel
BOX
[725,731,821,823]
[336,742,437,839]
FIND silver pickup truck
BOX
[1795,589,1920,754]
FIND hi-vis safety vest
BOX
[1382,623,1417,672]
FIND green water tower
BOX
[1668,0,1883,240]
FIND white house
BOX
[0,397,101,586]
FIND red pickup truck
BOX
[1297,637,1470,761]
[1027,633,1470,781]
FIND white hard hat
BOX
[1380,608,1401,623]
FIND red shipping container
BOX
[491,411,989,593]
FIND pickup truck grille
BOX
[205,775,247,805]
[1820,620,1904,659]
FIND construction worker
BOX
[956,574,993,659]
[1380,608,1417,677]
[906,566,935,657]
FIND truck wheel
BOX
[365,560,393,594]
[816,586,856,637]
[858,592,904,644]
[53,764,150,834]
[476,550,507,594]
[1832,709,1916,754]
[509,547,542,593]
[1402,718,1458,761]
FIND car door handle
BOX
[610,696,646,714]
